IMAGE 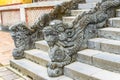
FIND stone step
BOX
[71,9,90,16]
[98,27,120,40]
[88,38,120,54]
[116,9,120,17]
[24,49,50,67]
[77,49,120,73]
[109,17,120,27]
[78,3,96,9]
[64,62,120,80]
[86,0,102,3]
[62,16,76,24]
[10,59,72,80]
[35,40,49,52]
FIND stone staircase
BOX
[10,0,120,80]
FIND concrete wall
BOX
[0,0,70,27]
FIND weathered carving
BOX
[43,20,82,77]
[10,0,84,59]
[9,23,43,59]
[9,23,32,59]
[31,0,85,28]
[43,0,120,77]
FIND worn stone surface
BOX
[77,49,120,73]
[109,18,120,27]
[24,49,50,67]
[64,62,102,80]
[91,70,120,80]
[78,3,97,9]
[9,0,85,60]
[98,27,120,40]
[9,23,40,59]
[88,38,120,54]
[93,52,120,73]
[43,0,120,77]
[35,40,49,52]
[77,49,99,64]
[88,38,101,50]
[43,20,77,77]
[9,0,120,79]
[65,62,120,80]
[10,59,72,80]
[116,9,120,17]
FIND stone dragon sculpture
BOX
[43,0,120,77]
[9,23,35,59]
[9,0,84,59]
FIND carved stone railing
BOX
[43,0,120,77]
[9,0,120,77]
[9,0,85,59]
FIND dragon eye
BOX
[67,32,72,36]
[65,29,74,38]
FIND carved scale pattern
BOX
[10,0,84,59]
[43,0,120,77]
